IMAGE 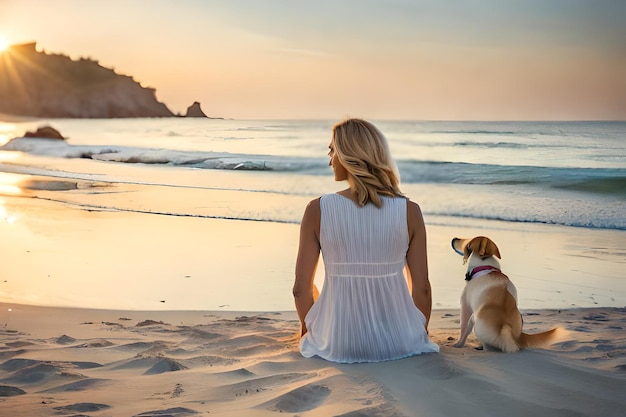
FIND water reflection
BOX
[0,173,23,196]
[0,122,18,146]
[0,122,22,223]
[0,198,16,224]
[0,151,20,162]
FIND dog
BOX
[451,236,561,352]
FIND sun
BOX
[0,35,9,53]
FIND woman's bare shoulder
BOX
[405,198,423,215]
[302,197,321,221]
[306,196,321,210]
[405,198,425,230]
[301,197,322,238]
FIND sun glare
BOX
[0,174,23,196]
[0,36,9,53]
[0,123,19,146]
[0,199,17,224]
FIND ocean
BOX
[2,118,625,229]
[0,118,624,311]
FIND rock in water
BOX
[23,126,65,140]
[184,101,207,118]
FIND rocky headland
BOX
[0,42,207,119]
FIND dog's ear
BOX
[462,244,472,264]
[466,236,501,260]
[466,236,502,259]
[464,237,479,262]
[486,239,501,259]
[451,238,470,264]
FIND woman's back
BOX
[321,193,407,272]
[299,194,439,363]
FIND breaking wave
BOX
[2,137,625,199]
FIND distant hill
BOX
[0,42,174,118]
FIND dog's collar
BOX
[466,265,501,281]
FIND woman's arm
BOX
[293,198,321,336]
[406,200,432,330]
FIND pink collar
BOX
[466,265,501,281]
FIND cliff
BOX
[0,42,174,118]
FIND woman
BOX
[293,118,439,363]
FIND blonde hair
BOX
[332,118,402,208]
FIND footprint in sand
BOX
[0,385,26,396]
[39,378,109,393]
[52,402,110,413]
[271,384,331,413]
[143,357,188,375]
[55,334,76,345]
[133,406,199,416]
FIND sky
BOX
[0,0,625,120]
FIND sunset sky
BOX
[0,0,624,120]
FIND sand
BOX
[1,169,625,416]
[0,303,624,417]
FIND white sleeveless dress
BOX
[299,194,439,363]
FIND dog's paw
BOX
[453,342,465,348]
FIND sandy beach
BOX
[1,187,625,415]
[0,303,624,417]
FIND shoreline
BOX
[1,184,625,312]
[1,302,624,416]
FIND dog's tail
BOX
[498,324,521,353]
[518,327,564,349]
